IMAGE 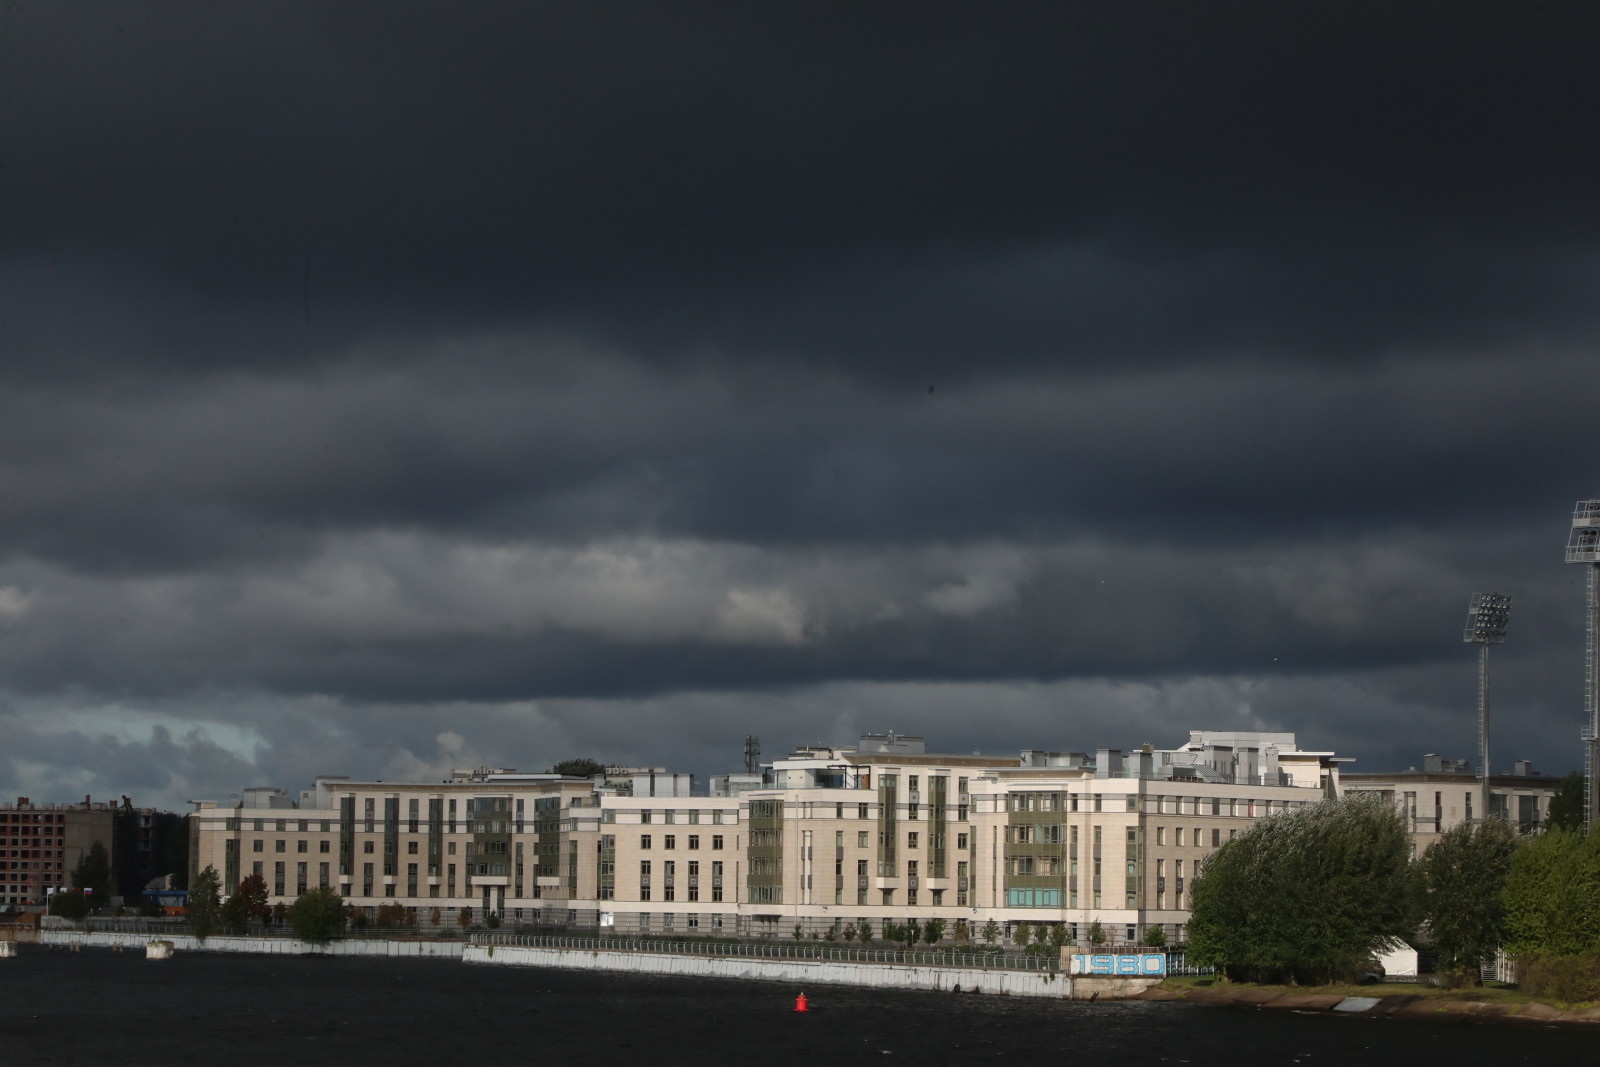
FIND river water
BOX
[0,946,1588,1064]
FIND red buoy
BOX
[794,992,809,1012]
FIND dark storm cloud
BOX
[4,3,1600,377]
[1,4,1597,806]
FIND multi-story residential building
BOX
[188,729,1343,943]
[1341,753,1562,854]
[2,797,116,907]
[190,772,602,925]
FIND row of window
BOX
[637,860,725,902]
[639,834,723,850]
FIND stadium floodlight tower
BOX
[1566,500,1600,831]
[1463,592,1512,823]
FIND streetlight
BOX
[1463,592,1512,823]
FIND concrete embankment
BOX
[1140,984,1600,1027]
[38,929,464,959]
[36,930,1174,1001]
[463,942,1085,998]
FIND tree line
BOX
[1189,778,1600,999]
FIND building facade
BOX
[189,730,1343,943]
[1341,753,1561,854]
[2,797,116,908]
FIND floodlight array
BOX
[1462,592,1512,645]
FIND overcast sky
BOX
[4,3,1600,810]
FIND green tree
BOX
[858,920,874,943]
[981,918,1000,945]
[842,923,857,942]
[1418,817,1519,985]
[1087,919,1107,946]
[793,923,805,941]
[48,888,90,920]
[188,865,223,941]
[1048,922,1071,950]
[1503,828,1600,957]
[1142,925,1168,948]
[70,841,113,907]
[1032,923,1050,946]
[289,886,347,944]
[952,919,970,943]
[1012,921,1031,949]
[923,917,947,945]
[549,758,606,778]
[219,891,250,932]
[1547,772,1586,833]
[1188,793,1418,985]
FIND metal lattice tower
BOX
[1565,500,1600,833]
[743,735,761,775]
[1464,592,1511,822]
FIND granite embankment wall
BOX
[33,930,1171,1000]
[37,929,464,959]
[462,942,1098,998]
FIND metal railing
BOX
[470,933,1060,972]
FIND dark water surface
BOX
[0,946,1590,1065]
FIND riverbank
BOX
[1144,976,1600,1027]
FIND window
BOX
[956,832,968,850]
[252,840,263,853]
[641,835,652,850]
[297,840,308,853]
[664,811,676,824]
[857,831,869,848]
[711,835,723,850]
[1174,826,1182,846]
[1193,827,1202,847]
[858,803,869,819]
[688,835,699,850]
[447,841,457,855]
[664,835,676,850]
[1211,828,1221,847]
[407,840,419,854]
[641,810,652,824]
[907,832,919,849]
[363,840,375,854]
[1156,827,1165,845]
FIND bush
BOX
[375,901,409,927]
[48,889,90,920]
[1517,951,1600,1004]
[289,887,347,944]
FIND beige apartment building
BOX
[1341,753,1562,855]
[189,730,1342,943]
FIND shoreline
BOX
[1137,982,1600,1027]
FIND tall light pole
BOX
[1566,500,1600,832]
[1464,593,1512,823]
